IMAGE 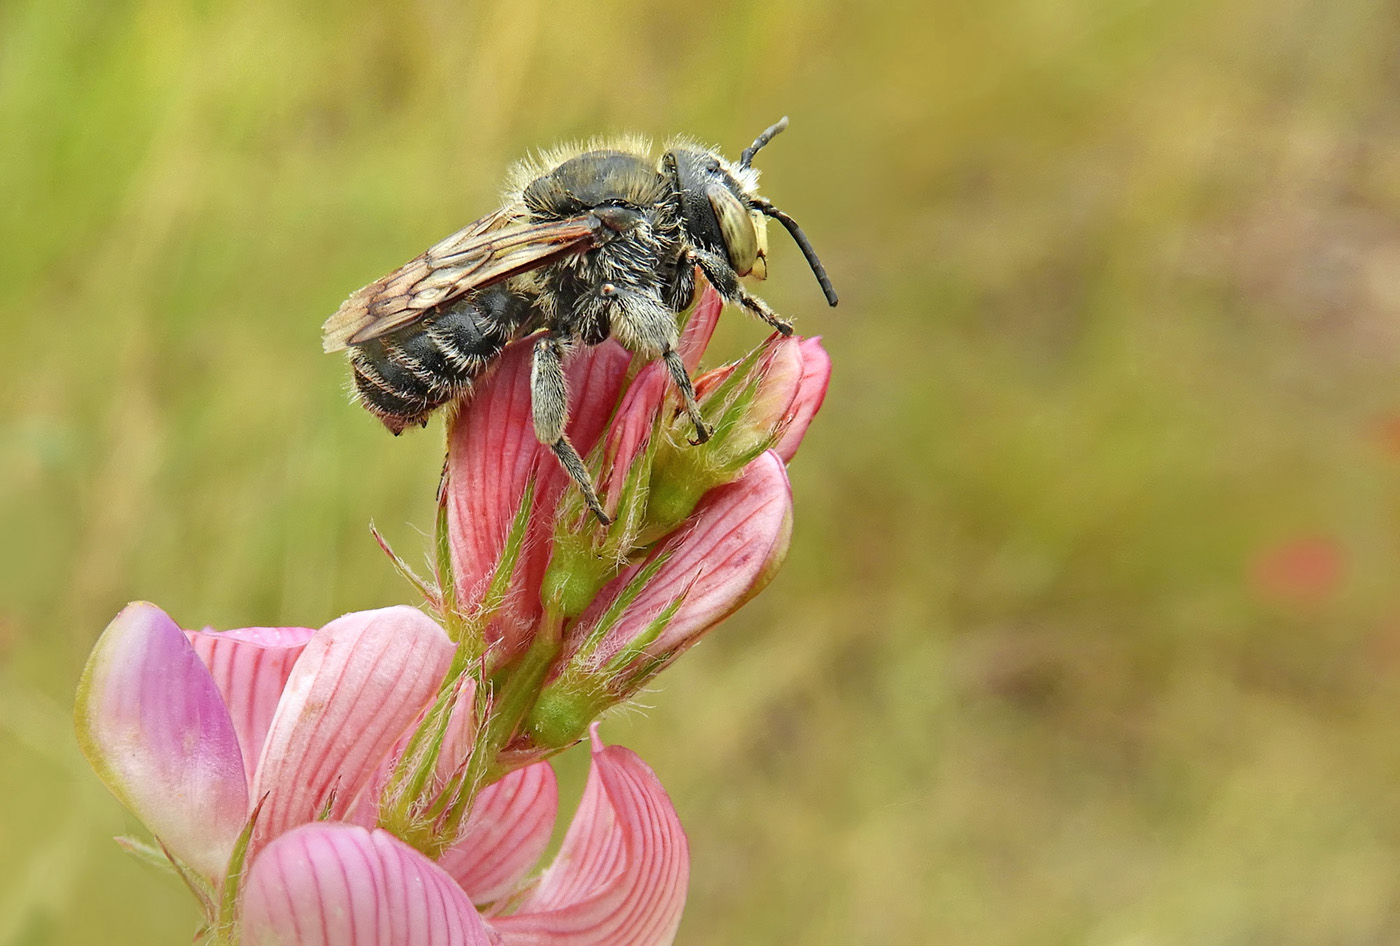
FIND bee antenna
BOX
[752,196,839,307]
[739,116,789,169]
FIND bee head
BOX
[665,118,838,307]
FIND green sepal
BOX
[572,548,674,663]
[113,835,180,878]
[604,581,689,681]
[214,794,266,946]
[434,490,465,643]
[371,522,438,608]
[644,344,776,536]
[525,682,605,751]
[541,533,616,619]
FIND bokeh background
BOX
[6,0,1400,942]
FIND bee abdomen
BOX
[349,286,533,434]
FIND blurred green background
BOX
[6,0,1400,942]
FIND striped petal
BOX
[185,625,315,788]
[251,607,454,846]
[568,452,793,671]
[74,602,247,881]
[601,366,667,514]
[676,283,723,372]
[771,337,830,462]
[438,761,558,904]
[491,728,688,946]
[242,823,492,946]
[446,338,631,661]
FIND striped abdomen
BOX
[349,286,533,434]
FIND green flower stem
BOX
[436,607,565,843]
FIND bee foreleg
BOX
[690,248,794,336]
[737,291,794,337]
[531,334,611,526]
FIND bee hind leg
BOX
[531,334,611,526]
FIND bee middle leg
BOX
[661,348,710,444]
[531,333,611,525]
[607,287,711,444]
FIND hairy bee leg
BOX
[737,291,794,336]
[690,248,794,336]
[604,285,712,446]
[531,334,611,525]
[663,348,711,445]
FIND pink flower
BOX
[442,285,830,746]
[76,603,688,945]
[75,280,830,944]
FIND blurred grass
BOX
[6,0,1400,942]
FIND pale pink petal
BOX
[492,728,688,946]
[439,762,559,904]
[251,607,454,845]
[746,337,804,441]
[74,602,247,880]
[447,338,631,661]
[771,337,830,462]
[568,452,792,670]
[676,284,723,372]
[242,823,493,946]
[185,625,315,788]
[436,675,478,783]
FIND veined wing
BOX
[322,210,595,352]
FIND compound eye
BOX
[706,184,759,276]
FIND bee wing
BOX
[322,209,596,352]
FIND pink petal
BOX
[692,362,738,402]
[447,338,631,661]
[771,337,830,462]
[242,823,493,946]
[435,675,479,783]
[676,284,723,372]
[251,607,455,846]
[747,336,805,440]
[492,728,688,946]
[601,366,667,514]
[344,674,477,833]
[74,602,248,880]
[568,452,793,670]
[185,625,315,788]
[439,762,559,904]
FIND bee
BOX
[323,117,837,525]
